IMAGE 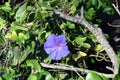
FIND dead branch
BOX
[53,7,119,78]
[40,63,115,78]
[112,3,120,16]
[108,23,120,27]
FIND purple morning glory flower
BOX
[44,34,70,60]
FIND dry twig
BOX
[108,23,120,27]
[112,0,120,16]
[40,63,115,78]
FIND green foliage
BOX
[6,45,33,66]
[74,36,91,49]
[86,71,109,80]
[85,7,96,20]
[18,45,34,64]
[86,71,102,80]
[0,1,11,12]
[26,59,41,72]
[74,36,87,46]
[95,44,104,52]
[15,2,28,23]
[0,0,118,80]
[0,77,2,80]
[27,70,54,80]
[66,21,75,29]
[84,0,114,21]
[0,33,6,47]
[2,67,21,80]
[0,18,6,30]
[91,0,98,6]
[28,72,41,80]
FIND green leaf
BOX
[113,74,120,80]
[38,10,49,21]
[18,33,25,44]
[41,70,54,80]
[97,0,104,10]
[0,77,2,80]
[69,5,76,14]
[10,22,28,31]
[85,7,96,20]
[13,47,21,65]
[66,21,75,29]
[73,0,79,7]
[37,0,52,10]
[86,71,102,80]
[18,33,29,44]
[5,33,12,39]
[78,77,84,80]
[103,6,114,15]
[91,58,95,64]
[28,72,41,80]
[0,18,6,30]
[82,43,91,49]
[0,2,11,12]
[51,0,61,7]
[19,46,33,64]
[74,36,87,46]
[0,33,6,47]
[15,2,28,23]
[85,1,92,9]
[26,59,41,72]
[87,7,96,16]
[95,44,104,52]
[60,23,66,29]
[11,31,18,41]
[91,0,98,6]
[43,56,52,64]
[100,75,109,80]
[2,68,17,80]
[28,70,53,80]
[45,73,54,80]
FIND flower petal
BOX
[49,45,69,60]
[44,34,56,48]
[55,35,66,44]
[60,45,70,57]
[44,46,56,55]
[50,49,62,60]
